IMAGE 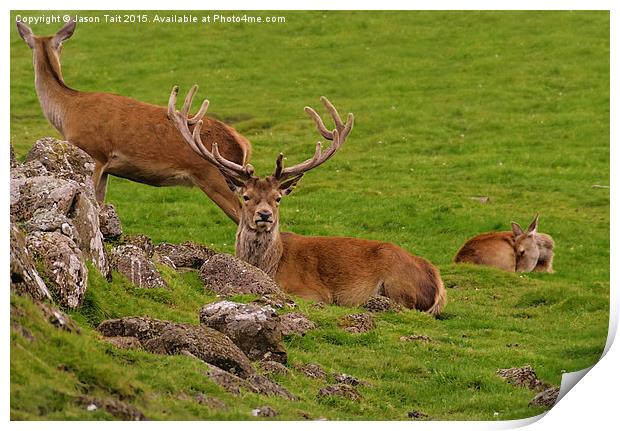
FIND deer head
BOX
[17,20,76,71]
[512,214,540,272]
[167,87,353,233]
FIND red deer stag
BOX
[16,20,250,223]
[168,89,447,315]
[454,215,555,272]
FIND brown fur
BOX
[17,21,250,223]
[454,216,555,273]
[233,177,446,316]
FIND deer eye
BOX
[275,197,281,203]
[243,195,250,202]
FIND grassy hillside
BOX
[10,10,609,420]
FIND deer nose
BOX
[258,211,272,221]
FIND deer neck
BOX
[235,219,283,278]
[32,44,75,135]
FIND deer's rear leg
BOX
[93,160,109,205]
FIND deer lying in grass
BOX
[16,20,250,223]
[168,89,447,315]
[454,215,555,273]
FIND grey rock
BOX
[497,366,550,392]
[10,224,51,302]
[154,241,216,269]
[26,231,87,309]
[317,384,361,401]
[78,396,145,421]
[300,363,327,380]
[104,336,143,350]
[25,138,95,181]
[530,386,560,408]
[38,302,80,333]
[247,374,295,400]
[252,292,297,309]
[10,175,79,223]
[200,301,286,363]
[99,204,122,239]
[119,234,154,258]
[10,159,49,179]
[280,312,317,336]
[252,406,278,417]
[259,360,290,376]
[111,244,167,289]
[199,253,281,296]
[362,295,403,313]
[332,372,371,387]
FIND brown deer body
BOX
[16,20,249,223]
[454,215,555,273]
[168,91,446,315]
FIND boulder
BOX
[252,293,297,309]
[37,302,81,333]
[259,360,290,376]
[199,253,280,296]
[247,374,295,400]
[202,364,293,400]
[399,334,432,343]
[10,224,51,302]
[279,312,317,336]
[251,406,278,417]
[25,138,95,181]
[78,396,145,421]
[119,234,155,258]
[332,372,371,387]
[103,336,143,350]
[299,363,327,380]
[199,301,286,363]
[10,159,49,179]
[97,316,254,378]
[99,204,122,239]
[26,231,87,309]
[317,384,361,401]
[10,175,79,223]
[337,313,375,333]
[110,244,167,289]
[154,241,216,269]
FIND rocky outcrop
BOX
[37,302,81,333]
[252,293,297,310]
[199,254,281,296]
[259,360,290,376]
[530,386,560,408]
[97,316,253,378]
[10,224,51,302]
[26,231,88,309]
[251,406,278,417]
[299,363,327,380]
[202,364,294,400]
[110,244,167,289]
[154,241,216,269]
[496,366,549,392]
[199,301,286,363]
[11,138,111,289]
[362,295,403,313]
[279,312,317,336]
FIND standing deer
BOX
[15,20,250,223]
[453,215,555,273]
[169,89,447,315]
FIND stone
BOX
[110,244,167,289]
[98,316,254,378]
[497,366,550,392]
[337,313,375,333]
[199,301,286,363]
[362,295,403,313]
[10,175,79,223]
[317,384,361,401]
[251,406,278,417]
[25,138,95,181]
[154,241,216,269]
[279,312,317,336]
[23,209,73,235]
[10,144,17,168]
[203,364,256,395]
[407,410,429,419]
[99,204,122,239]
[259,360,290,376]
[194,393,227,410]
[530,386,560,408]
[300,363,327,380]
[10,159,49,179]
[247,374,295,400]
[199,253,281,296]
[26,231,87,309]
[332,373,371,387]
[119,234,155,258]
[10,224,51,302]
[38,302,80,333]
[400,334,432,343]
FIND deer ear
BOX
[223,175,244,194]
[16,21,34,49]
[52,20,76,48]
[279,174,304,196]
[511,222,524,237]
[527,214,539,235]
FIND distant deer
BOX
[16,20,250,223]
[168,89,447,315]
[454,215,555,273]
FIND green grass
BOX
[10,10,609,420]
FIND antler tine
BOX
[304,106,334,140]
[168,86,252,181]
[181,84,198,117]
[320,96,345,130]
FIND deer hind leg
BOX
[93,160,109,205]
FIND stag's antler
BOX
[168,85,255,181]
[274,96,354,181]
